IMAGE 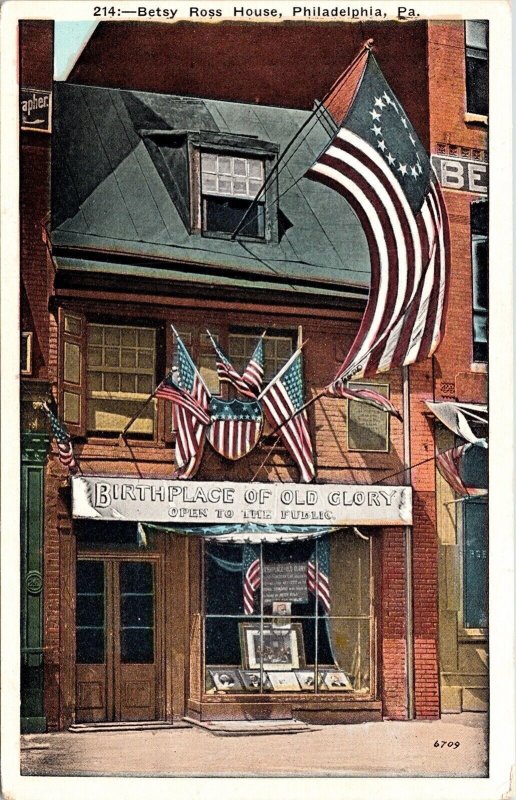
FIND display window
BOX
[203,532,375,696]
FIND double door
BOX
[75,556,162,722]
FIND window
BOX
[21,331,33,375]
[204,533,375,696]
[471,201,488,363]
[201,152,265,238]
[229,331,293,383]
[347,382,390,453]
[86,324,156,435]
[465,21,488,117]
[462,498,488,631]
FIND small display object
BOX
[268,671,302,692]
[208,668,243,692]
[320,670,354,691]
[271,601,291,628]
[240,623,305,671]
[295,670,317,690]
[238,670,272,691]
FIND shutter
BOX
[58,308,86,436]
[162,324,175,444]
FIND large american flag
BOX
[43,401,78,474]
[307,50,450,380]
[208,331,265,399]
[259,349,315,483]
[242,543,261,615]
[171,328,210,479]
[307,536,330,613]
[206,397,263,461]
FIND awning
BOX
[426,401,487,444]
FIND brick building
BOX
[19,18,487,732]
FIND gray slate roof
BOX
[51,83,371,294]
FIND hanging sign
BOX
[20,88,52,133]
[72,476,412,526]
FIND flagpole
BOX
[230,40,374,241]
[119,378,167,439]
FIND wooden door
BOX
[75,557,161,722]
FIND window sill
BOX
[458,630,488,643]
[470,362,487,373]
[464,112,488,127]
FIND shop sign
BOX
[20,88,51,133]
[72,477,412,526]
[431,154,487,194]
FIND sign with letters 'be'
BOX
[431,154,487,195]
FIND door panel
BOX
[75,557,160,723]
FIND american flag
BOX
[240,334,265,397]
[155,373,210,425]
[208,331,265,399]
[326,380,402,420]
[242,544,261,615]
[437,444,487,497]
[307,49,450,380]
[171,327,210,479]
[307,536,330,613]
[42,401,78,474]
[206,397,263,461]
[259,349,315,483]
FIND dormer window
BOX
[201,152,265,238]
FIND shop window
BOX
[347,382,390,453]
[465,20,488,117]
[86,323,157,436]
[471,201,488,363]
[201,151,265,239]
[228,331,294,384]
[203,532,375,696]
[462,498,488,631]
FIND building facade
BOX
[19,18,488,732]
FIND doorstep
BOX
[68,720,191,733]
[183,717,321,736]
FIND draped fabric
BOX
[139,521,340,543]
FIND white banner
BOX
[71,477,412,526]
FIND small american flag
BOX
[326,380,402,420]
[240,334,265,397]
[155,374,210,425]
[171,328,210,479]
[307,536,330,613]
[259,349,315,483]
[208,331,265,399]
[42,401,78,474]
[437,445,487,497]
[242,544,261,615]
[307,49,449,380]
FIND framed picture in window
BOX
[239,623,305,671]
[207,667,243,693]
[320,670,354,691]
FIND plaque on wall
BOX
[262,562,308,604]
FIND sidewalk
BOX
[20,713,487,777]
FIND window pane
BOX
[204,197,263,237]
[76,628,105,664]
[77,560,104,593]
[121,594,154,627]
[466,55,488,116]
[465,20,488,50]
[121,373,137,393]
[463,499,488,628]
[105,328,121,346]
[88,346,102,367]
[121,629,154,664]
[121,329,137,346]
[104,372,120,392]
[121,562,153,593]
[77,594,104,627]
[322,618,370,693]
[121,349,137,368]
